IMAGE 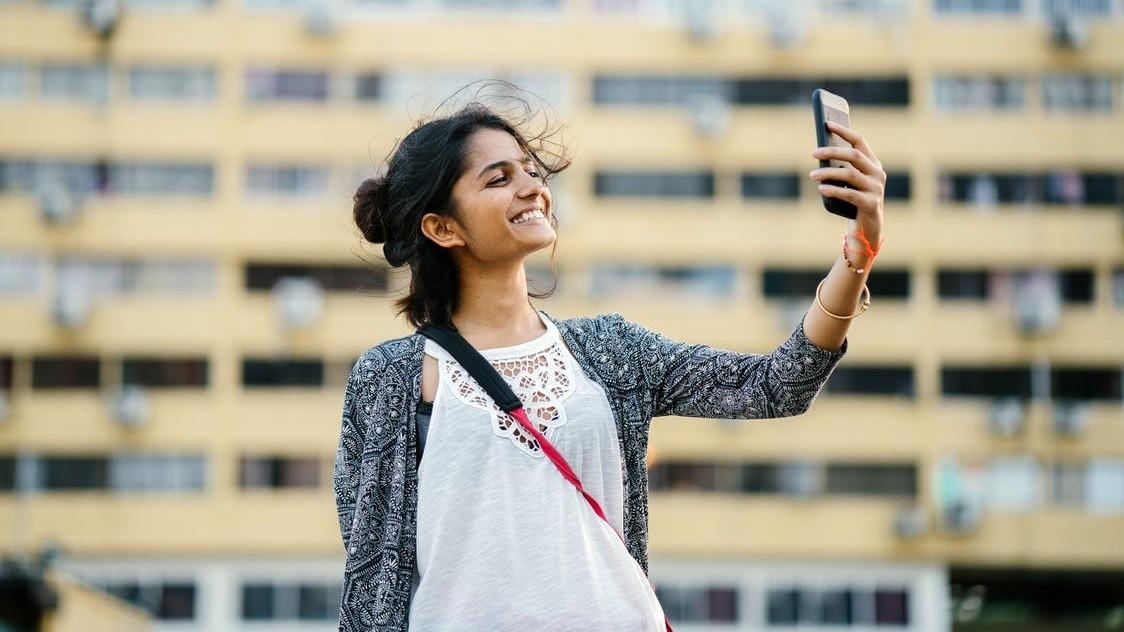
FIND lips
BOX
[509,206,547,224]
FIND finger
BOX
[810,166,880,192]
[825,121,879,167]
[818,183,876,209]
[812,145,881,178]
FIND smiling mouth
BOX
[510,208,548,224]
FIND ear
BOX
[419,212,466,249]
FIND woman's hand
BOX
[809,120,886,265]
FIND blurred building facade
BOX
[1,0,1123,630]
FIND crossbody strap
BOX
[418,323,673,632]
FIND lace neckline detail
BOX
[424,310,558,361]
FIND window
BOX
[826,464,917,498]
[987,456,1040,511]
[241,584,274,620]
[866,269,911,299]
[1051,461,1086,506]
[939,171,1123,206]
[942,366,1033,399]
[740,172,800,199]
[1086,458,1124,512]
[42,456,109,490]
[731,77,909,106]
[244,263,388,292]
[1042,73,1115,113]
[0,62,25,101]
[128,66,215,102]
[592,75,727,106]
[1042,0,1115,19]
[0,159,101,196]
[590,264,736,299]
[655,584,739,623]
[594,170,715,198]
[32,356,100,389]
[355,73,382,102]
[938,269,990,300]
[242,359,323,387]
[0,356,11,390]
[109,453,206,492]
[762,269,821,300]
[40,64,109,104]
[239,456,321,489]
[0,251,44,296]
[0,456,15,490]
[246,164,330,197]
[766,587,801,625]
[240,582,342,620]
[874,588,909,625]
[825,366,915,397]
[245,69,329,103]
[108,162,213,195]
[298,584,339,620]
[55,258,216,298]
[934,0,1023,15]
[933,75,1026,112]
[122,358,208,388]
[104,581,196,621]
[884,172,911,200]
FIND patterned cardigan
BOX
[333,310,849,631]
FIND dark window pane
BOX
[1051,367,1122,401]
[1059,269,1094,303]
[732,77,908,106]
[244,263,388,292]
[298,584,332,620]
[32,356,100,389]
[741,463,782,493]
[594,170,714,198]
[866,269,910,299]
[874,588,909,625]
[0,357,12,390]
[355,73,380,101]
[43,456,108,490]
[825,464,916,498]
[707,587,738,623]
[242,359,323,387]
[766,588,801,625]
[123,358,208,388]
[762,269,821,299]
[825,366,915,397]
[942,366,1033,399]
[820,589,852,624]
[938,269,990,300]
[884,173,911,200]
[240,457,320,489]
[159,584,195,620]
[1082,173,1122,205]
[0,456,15,490]
[741,172,799,199]
[241,584,273,620]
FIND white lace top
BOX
[407,309,668,631]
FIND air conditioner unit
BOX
[941,500,981,535]
[108,386,150,428]
[1052,400,1090,437]
[684,0,717,43]
[81,0,122,40]
[1012,270,1060,336]
[1048,12,1089,50]
[893,505,928,539]
[304,0,338,38]
[686,93,730,139]
[37,184,81,226]
[51,282,90,330]
[766,2,806,50]
[986,397,1025,438]
[273,276,325,330]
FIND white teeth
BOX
[511,209,545,224]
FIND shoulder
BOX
[544,310,643,341]
[348,333,424,385]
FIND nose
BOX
[517,169,548,199]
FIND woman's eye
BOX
[489,176,507,185]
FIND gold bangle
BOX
[815,278,871,320]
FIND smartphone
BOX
[812,88,858,220]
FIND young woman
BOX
[335,90,885,631]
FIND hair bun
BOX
[353,175,391,245]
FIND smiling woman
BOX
[336,80,851,632]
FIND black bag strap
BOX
[417,324,523,413]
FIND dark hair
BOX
[353,80,571,329]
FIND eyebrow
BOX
[477,156,536,180]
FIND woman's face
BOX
[424,127,555,263]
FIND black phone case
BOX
[812,89,858,220]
